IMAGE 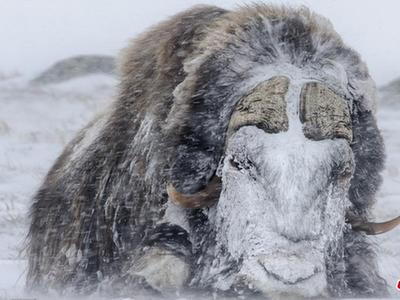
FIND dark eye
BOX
[229,155,254,171]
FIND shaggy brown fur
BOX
[27,5,228,293]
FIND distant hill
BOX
[31,55,116,85]
[379,78,400,107]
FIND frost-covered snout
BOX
[211,76,355,297]
[215,126,354,297]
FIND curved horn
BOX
[227,76,289,138]
[300,82,353,143]
[167,176,222,208]
[350,216,400,235]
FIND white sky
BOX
[0,0,399,85]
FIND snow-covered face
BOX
[208,76,354,298]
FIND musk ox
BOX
[27,4,400,298]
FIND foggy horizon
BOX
[1,0,400,86]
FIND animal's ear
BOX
[349,106,385,212]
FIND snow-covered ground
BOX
[0,71,399,299]
[0,73,116,299]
